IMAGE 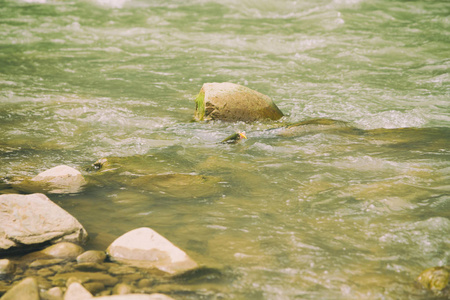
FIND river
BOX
[0,0,449,298]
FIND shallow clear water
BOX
[1,0,449,298]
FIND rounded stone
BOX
[77,250,107,264]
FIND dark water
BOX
[0,0,449,298]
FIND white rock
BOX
[31,165,87,193]
[64,282,93,300]
[0,193,88,254]
[106,227,198,274]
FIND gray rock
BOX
[0,259,14,275]
[30,165,87,194]
[77,250,107,264]
[0,277,39,300]
[0,193,88,254]
[64,282,93,300]
[194,82,284,122]
[106,227,198,275]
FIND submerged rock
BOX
[0,277,39,300]
[194,82,284,122]
[277,118,360,137]
[417,266,450,293]
[130,173,222,199]
[106,227,198,275]
[0,193,88,255]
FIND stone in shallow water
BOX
[64,282,93,300]
[0,193,88,254]
[130,173,222,199]
[0,259,15,275]
[0,277,39,300]
[417,266,450,292]
[77,250,107,264]
[194,82,284,122]
[52,272,119,287]
[106,227,198,275]
[40,242,85,259]
[18,165,87,194]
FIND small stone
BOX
[0,259,15,275]
[137,278,154,289]
[108,264,138,275]
[29,259,64,268]
[52,272,119,287]
[77,250,106,264]
[106,227,198,275]
[0,277,39,300]
[37,268,55,277]
[40,286,64,300]
[40,242,84,259]
[112,283,133,295]
[95,293,175,300]
[64,282,93,300]
[74,263,108,272]
[83,282,105,294]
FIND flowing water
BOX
[1,0,449,298]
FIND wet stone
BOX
[77,250,106,264]
[83,281,105,294]
[40,242,84,259]
[52,271,119,287]
[0,259,15,275]
[37,268,55,277]
[112,283,133,295]
[0,277,39,300]
[40,286,64,300]
[108,264,138,275]
[73,262,108,272]
[29,259,64,269]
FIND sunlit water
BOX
[0,0,449,298]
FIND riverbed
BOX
[1,0,449,298]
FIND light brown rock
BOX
[0,277,39,300]
[0,259,14,275]
[31,165,87,194]
[106,227,198,274]
[194,82,284,122]
[64,282,93,300]
[77,250,107,263]
[0,193,88,254]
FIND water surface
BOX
[0,0,449,298]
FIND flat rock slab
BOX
[194,82,284,122]
[107,227,198,275]
[0,193,88,254]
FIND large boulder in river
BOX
[194,82,284,122]
[0,193,88,254]
[107,227,198,275]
